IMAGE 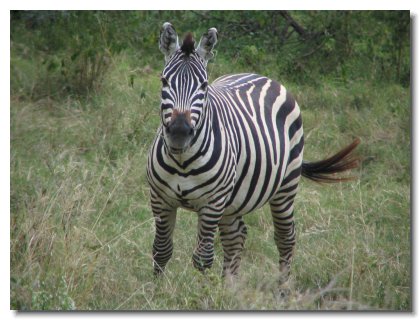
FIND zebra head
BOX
[159,22,218,154]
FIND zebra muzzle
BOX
[164,110,195,153]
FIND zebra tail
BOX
[301,138,361,183]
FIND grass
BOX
[10,53,410,310]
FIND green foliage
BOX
[11,10,410,101]
[238,45,264,71]
[11,11,139,98]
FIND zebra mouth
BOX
[168,146,188,154]
[161,132,194,154]
[166,133,194,154]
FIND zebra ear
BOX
[197,27,218,63]
[159,22,179,62]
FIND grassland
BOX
[10,52,410,310]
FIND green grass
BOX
[10,53,410,310]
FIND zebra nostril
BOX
[167,114,193,138]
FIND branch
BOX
[279,11,308,39]
[299,37,328,58]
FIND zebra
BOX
[147,22,360,281]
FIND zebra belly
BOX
[222,151,287,216]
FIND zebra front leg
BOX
[270,193,297,284]
[219,216,247,278]
[192,210,222,272]
[151,196,177,275]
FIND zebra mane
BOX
[180,33,195,56]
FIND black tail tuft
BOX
[302,138,361,183]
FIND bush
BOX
[11,10,410,99]
[11,11,135,99]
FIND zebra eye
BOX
[161,77,169,87]
[200,81,208,91]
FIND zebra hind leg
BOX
[219,216,247,278]
[269,188,298,285]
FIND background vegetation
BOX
[10,11,410,310]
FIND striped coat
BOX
[147,23,359,280]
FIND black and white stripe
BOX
[147,23,359,281]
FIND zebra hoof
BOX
[278,287,290,298]
[153,264,165,276]
[192,254,213,272]
[153,270,162,277]
[192,260,206,273]
[273,281,292,303]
